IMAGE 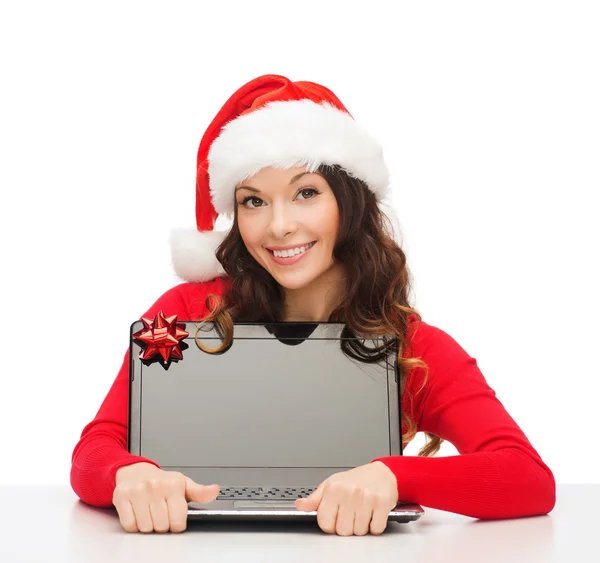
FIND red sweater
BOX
[70,278,555,519]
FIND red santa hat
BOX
[170,74,391,282]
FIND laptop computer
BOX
[128,318,424,523]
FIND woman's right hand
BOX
[113,462,220,533]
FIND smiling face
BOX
[234,166,341,291]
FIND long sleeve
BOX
[70,279,227,507]
[373,322,556,519]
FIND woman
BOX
[70,74,555,536]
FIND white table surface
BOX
[0,484,596,563]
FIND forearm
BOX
[71,429,160,508]
[373,448,556,519]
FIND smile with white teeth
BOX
[271,241,316,258]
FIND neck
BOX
[282,263,346,322]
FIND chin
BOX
[268,263,335,291]
[270,273,319,291]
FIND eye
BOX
[296,187,320,200]
[239,195,264,209]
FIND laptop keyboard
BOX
[217,486,316,500]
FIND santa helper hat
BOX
[170,74,393,283]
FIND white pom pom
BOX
[378,199,402,244]
[169,229,228,282]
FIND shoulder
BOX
[141,277,232,320]
[404,313,473,366]
[401,315,482,423]
[402,314,479,398]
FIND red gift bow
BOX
[133,311,189,364]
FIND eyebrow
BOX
[234,171,314,193]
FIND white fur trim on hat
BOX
[169,228,227,282]
[208,99,390,216]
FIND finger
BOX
[335,487,363,536]
[114,499,138,533]
[335,501,356,537]
[185,478,220,503]
[296,481,325,511]
[166,492,189,534]
[369,501,390,535]
[352,492,373,536]
[130,497,154,533]
[316,495,339,535]
[149,497,170,533]
[295,491,320,511]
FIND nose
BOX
[267,201,298,240]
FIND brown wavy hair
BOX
[204,164,442,457]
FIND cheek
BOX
[237,216,260,248]
[237,215,270,266]
[311,201,339,243]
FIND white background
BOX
[1,1,598,485]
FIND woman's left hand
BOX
[295,461,399,536]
